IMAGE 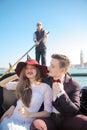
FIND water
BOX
[68,68,87,74]
[71,76,87,87]
[0,69,7,74]
[68,68,87,87]
[0,68,87,87]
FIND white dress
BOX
[0,82,53,130]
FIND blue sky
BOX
[0,0,87,68]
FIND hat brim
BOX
[15,62,48,77]
[15,62,26,77]
[36,65,48,77]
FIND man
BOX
[33,22,48,65]
[30,54,87,130]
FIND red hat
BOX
[15,59,48,77]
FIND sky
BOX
[0,0,87,69]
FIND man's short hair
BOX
[51,54,70,71]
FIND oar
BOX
[0,32,50,79]
[0,44,36,79]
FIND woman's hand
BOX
[0,105,15,121]
[18,106,31,118]
[18,106,50,118]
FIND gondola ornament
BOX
[0,44,35,79]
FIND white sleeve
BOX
[33,32,37,42]
[43,84,53,113]
[44,30,48,34]
[57,90,65,98]
[6,81,18,90]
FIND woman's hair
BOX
[16,65,41,107]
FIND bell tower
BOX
[80,50,84,68]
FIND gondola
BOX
[0,44,87,130]
[0,71,87,118]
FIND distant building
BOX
[70,50,87,68]
[80,50,84,68]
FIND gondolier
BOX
[33,22,49,65]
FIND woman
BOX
[0,59,53,130]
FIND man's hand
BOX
[44,33,48,38]
[53,82,64,95]
[52,82,65,101]
[35,41,39,45]
[0,105,15,121]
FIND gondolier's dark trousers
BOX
[35,49,46,66]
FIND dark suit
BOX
[30,74,87,130]
[53,74,81,116]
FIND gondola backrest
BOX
[80,86,87,115]
[2,88,16,111]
